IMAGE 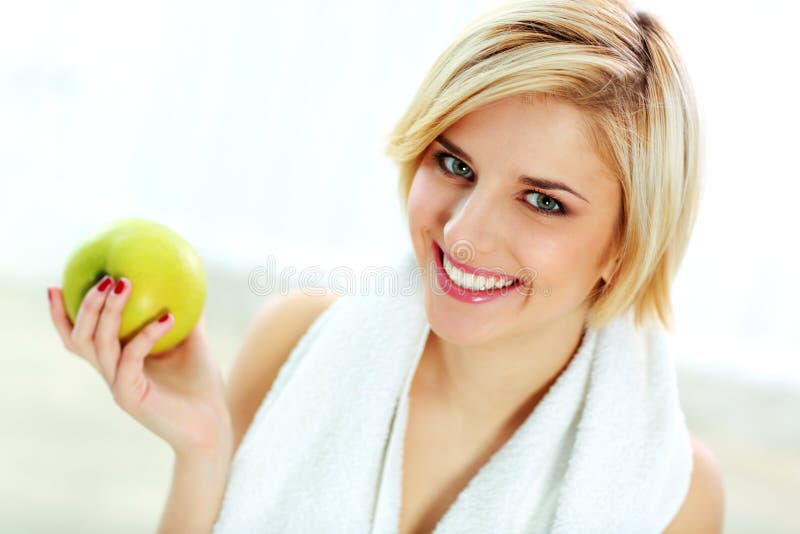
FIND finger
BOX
[47,287,77,351]
[70,275,115,356]
[48,286,103,374]
[112,313,174,409]
[94,277,131,384]
[151,310,206,360]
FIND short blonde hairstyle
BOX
[384,0,702,332]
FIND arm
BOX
[48,278,235,534]
[155,289,338,533]
[157,447,233,534]
[662,435,726,534]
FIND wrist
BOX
[174,431,234,467]
[173,445,233,485]
[173,410,234,463]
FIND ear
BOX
[599,254,621,287]
[598,226,624,287]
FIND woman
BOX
[47,0,723,532]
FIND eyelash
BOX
[432,151,568,217]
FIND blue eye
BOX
[524,191,564,214]
[435,153,474,179]
[432,150,568,217]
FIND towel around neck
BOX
[212,249,693,533]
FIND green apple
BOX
[61,218,207,356]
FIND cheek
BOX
[516,223,609,291]
[407,168,448,230]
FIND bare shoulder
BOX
[261,288,340,323]
[241,288,340,359]
[662,435,726,534]
[226,288,340,452]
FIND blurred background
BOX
[1,0,798,532]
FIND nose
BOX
[442,183,501,258]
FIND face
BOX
[406,94,622,346]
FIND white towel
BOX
[212,249,693,533]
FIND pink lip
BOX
[431,241,521,304]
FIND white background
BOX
[1,0,798,384]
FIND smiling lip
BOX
[434,241,519,284]
[431,241,521,304]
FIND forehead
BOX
[450,95,594,152]
[438,95,617,189]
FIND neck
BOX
[421,308,589,429]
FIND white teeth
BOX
[442,254,515,290]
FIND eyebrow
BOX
[434,135,591,204]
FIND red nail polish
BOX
[97,277,113,292]
[158,313,170,323]
[114,279,126,294]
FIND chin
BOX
[422,295,510,346]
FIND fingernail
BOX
[114,279,126,295]
[97,277,113,292]
[158,313,170,323]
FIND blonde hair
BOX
[384,0,702,332]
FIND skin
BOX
[406,93,622,428]
[404,93,725,533]
[663,437,726,533]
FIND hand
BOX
[47,276,233,459]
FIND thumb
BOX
[164,310,207,351]
[182,311,208,348]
